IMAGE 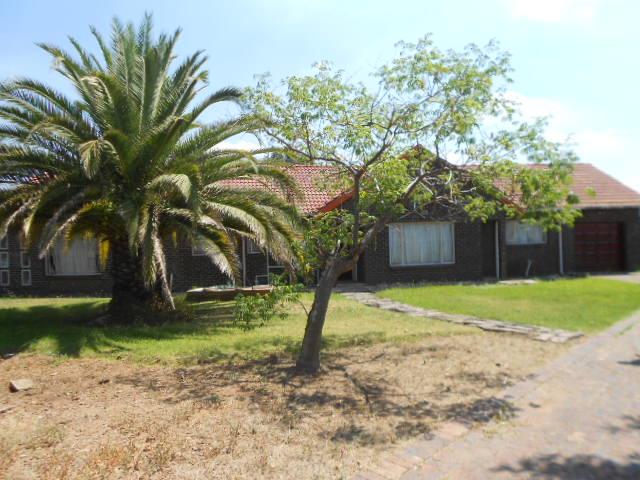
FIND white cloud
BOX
[504,0,599,24]
[214,138,262,151]
[503,91,574,142]
[505,90,640,191]
[572,129,626,157]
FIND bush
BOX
[234,277,305,330]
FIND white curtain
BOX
[389,222,454,266]
[46,237,99,276]
[506,221,546,245]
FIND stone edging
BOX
[341,292,583,344]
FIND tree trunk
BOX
[296,260,342,373]
[108,237,174,322]
[295,217,387,373]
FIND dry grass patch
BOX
[0,333,568,479]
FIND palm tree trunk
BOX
[109,237,174,321]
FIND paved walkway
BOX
[356,310,640,480]
[601,272,640,284]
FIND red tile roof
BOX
[564,163,640,208]
[219,165,348,214]
[496,163,640,208]
[220,163,640,214]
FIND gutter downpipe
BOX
[558,226,564,275]
[495,221,500,280]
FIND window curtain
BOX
[46,237,99,275]
[506,221,546,245]
[389,222,454,266]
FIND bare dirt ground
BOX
[0,334,569,480]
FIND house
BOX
[1,163,639,296]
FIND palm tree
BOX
[0,15,300,317]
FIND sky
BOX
[1,0,639,189]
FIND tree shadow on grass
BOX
[0,299,240,359]
[0,301,110,356]
[493,453,640,479]
[0,297,398,366]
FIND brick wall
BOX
[358,206,640,285]
[503,228,561,278]
[499,207,640,278]
[360,219,485,285]
[2,206,639,296]
[165,238,231,292]
[0,231,234,296]
[0,230,112,296]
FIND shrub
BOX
[234,277,305,330]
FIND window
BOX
[389,222,455,266]
[20,251,30,268]
[19,236,31,286]
[1,237,9,286]
[0,252,8,269]
[45,237,99,276]
[246,239,261,254]
[191,242,207,256]
[506,221,547,245]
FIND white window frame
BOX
[388,221,456,267]
[505,221,547,246]
[0,270,9,286]
[191,243,207,256]
[21,269,31,286]
[0,251,8,269]
[20,251,30,268]
[246,239,261,254]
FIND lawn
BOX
[0,291,569,480]
[0,293,471,364]
[379,277,640,333]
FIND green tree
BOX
[247,36,580,373]
[0,15,300,318]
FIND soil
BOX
[0,333,568,479]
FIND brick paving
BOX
[355,310,640,479]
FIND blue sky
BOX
[2,0,639,189]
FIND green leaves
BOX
[147,174,192,202]
[234,275,304,330]
[78,139,116,178]
[0,14,302,298]
[246,33,579,280]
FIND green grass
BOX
[0,293,471,364]
[379,277,640,333]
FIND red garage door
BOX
[574,223,624,272]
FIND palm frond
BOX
[1,14,301,301]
